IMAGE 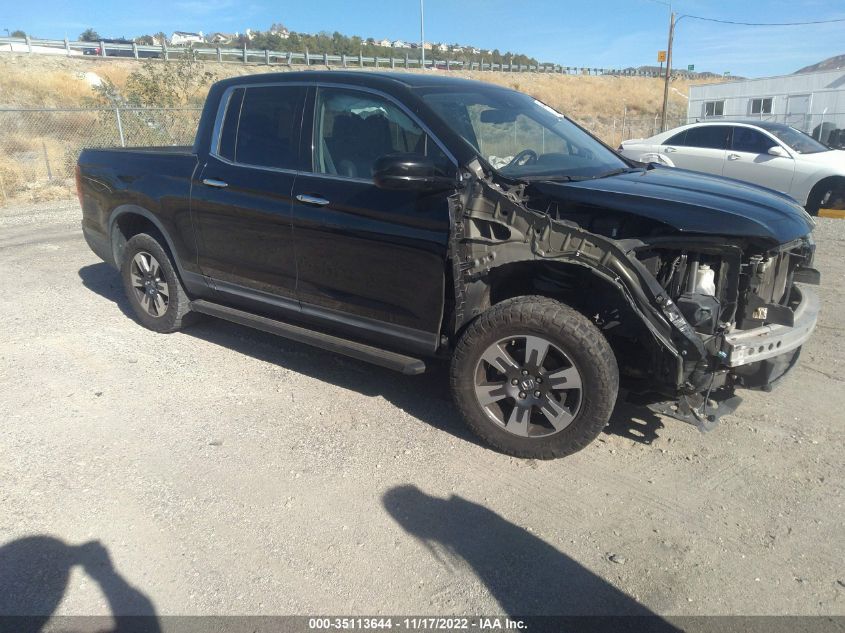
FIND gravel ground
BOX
[0,199,843,618]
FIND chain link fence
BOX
[0,107,687,204]
[0,107,202,203]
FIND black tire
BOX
[450,296,619,459]
[120,233,196,333]
[806,177,845,216]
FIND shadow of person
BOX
[383,486,678,629]
[0,536,160,633]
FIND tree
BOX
[135,35,155,45]
[79,28,100,42]
[11,30,26,38]
[88,50,216,108]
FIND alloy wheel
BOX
[473,335,583,438]
[129,251,169,318]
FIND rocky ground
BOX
[0,199,843,619]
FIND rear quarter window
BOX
[663,130,687,146]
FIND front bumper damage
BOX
[723,285,820,368]
[648,284,819,431]
[452,168,821,435]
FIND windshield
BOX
[417,87,628,180]
[764,125,830,154]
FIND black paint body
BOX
[78,71,814,360]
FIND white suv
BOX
[619,120,845,215]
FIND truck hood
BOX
[530,166,815,246]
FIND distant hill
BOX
[795,53,845,74]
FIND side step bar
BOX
[190,299,427,375]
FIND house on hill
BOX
[207,32,237,44]
[170,31,204,45]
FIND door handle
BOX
[296,194,330,206]
[727,153,741,160]
[664,147,677,153]
[202,178,228,188]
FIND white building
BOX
[377,39,393,48]
[391,40,411,49]
[170,31,204,45]
[207,32,236,44]
[688,69,845,143]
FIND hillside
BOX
[0,53,705,202]
[0,54,695,121]
[795,53,845,74]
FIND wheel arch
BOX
[109,205,184,278]
[806,174,845,213]
[483,260,664,378]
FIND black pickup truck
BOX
[78,71,821,459]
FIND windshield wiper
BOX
[529,174,590,183]
[591,167,642,179]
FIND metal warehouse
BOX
[688,69,845,147]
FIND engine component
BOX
[676,292,721,334]
[694,264,716,296]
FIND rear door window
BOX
[231,85,307,170]
[684,126,730,150]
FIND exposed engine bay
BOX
[448,162,821,431]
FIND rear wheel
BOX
[450,296,619,459]
[120,233,196,333]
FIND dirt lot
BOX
[0,199,843,618]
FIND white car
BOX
[619,120,845,215]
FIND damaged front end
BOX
[449,163,820,432]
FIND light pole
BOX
[660,12,693,132]
[420,0,425,69]
[660,12,675,133]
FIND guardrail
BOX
[0,36,699,78]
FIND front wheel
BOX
[450,296,619,459]
[806,178,845,216]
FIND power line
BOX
[638,1,845,26]
[681,14,845,26]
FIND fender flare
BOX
[108,204,190,281]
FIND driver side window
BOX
[314,88,451,180]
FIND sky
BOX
[2,0,844,77]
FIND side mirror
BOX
[373,154,457,192]
[767,145,790,158]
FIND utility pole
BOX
[420,0,425,70]
[660,11,676,133]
